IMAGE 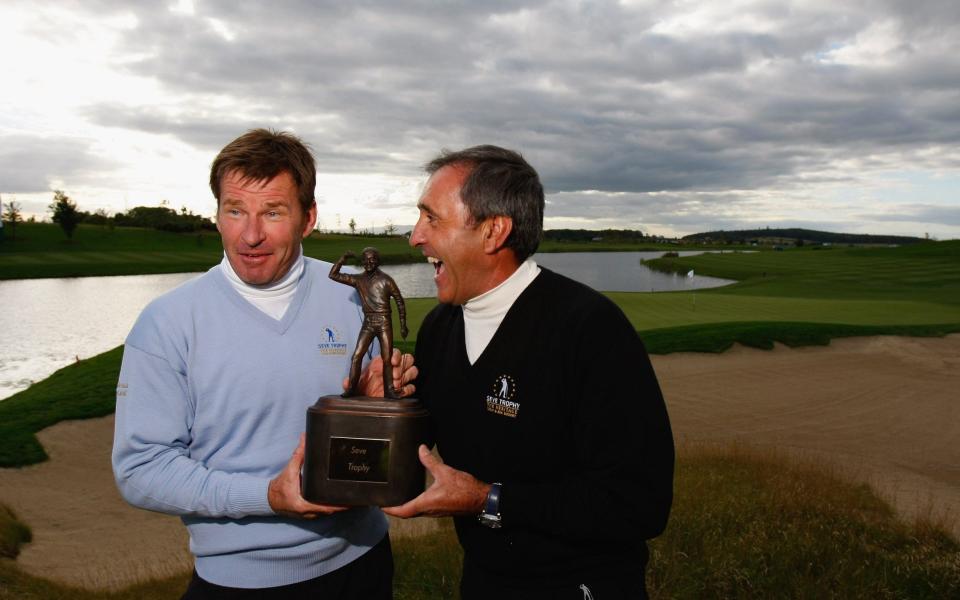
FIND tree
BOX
[348,218,357,235]
[3,197,23,241]
[49,190,82,240]
[383,220,397,236]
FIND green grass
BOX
[644,241,960,304]
[0,223,426,279]
[393,524,463,600]
[647,444,960,598]
[639,321,960,354]
[0,223,694,280]
[0,347,122,467]
[4,445,956,598]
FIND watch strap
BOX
[484,482,502,516]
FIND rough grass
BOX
[647,443,960,598]
[0,506,31,560]
[639,321,960,354]
[2,445,956,598]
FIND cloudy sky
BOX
[2,0,959,238]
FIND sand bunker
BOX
[1,335,957,589]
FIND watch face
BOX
[479,513,502,529]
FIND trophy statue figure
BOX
[329,247,409,399]
[302,247,429,507]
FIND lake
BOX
[0,251,731,400]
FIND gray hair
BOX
[425,145,544,262]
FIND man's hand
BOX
[341,250,355,261]
[400,324,410,340]
[344,348,418,398]
[268,435,349,519]
[382,445,489,518]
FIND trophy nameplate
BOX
[303,396,429,506]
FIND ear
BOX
[481,215,513,254]
[301,202,318,238]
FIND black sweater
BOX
[415,268,674,588]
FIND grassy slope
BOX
[0,348,122,467]
[625,240,960,352]
[0,223,681,280]
[2,446,957,599]
[0,223,424,279]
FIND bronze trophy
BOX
[302,247,430,506]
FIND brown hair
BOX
[210,129,317,214]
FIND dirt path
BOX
[1,335,957,589]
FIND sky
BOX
[2,0,959,239]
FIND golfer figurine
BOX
[330,247,409,399]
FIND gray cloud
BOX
[861,204,960,226]
[14,0,959,235]
[0,134,116,194]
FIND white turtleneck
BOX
[220,249,305,320]
[462,258,541,364]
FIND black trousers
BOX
[181,535,393,600]
[460,558,647,600]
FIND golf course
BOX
[1,225,959,598]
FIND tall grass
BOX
[0,506,31,560]
[647,443,960,598]
[3,444,957,598]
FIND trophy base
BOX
[302,395,429,506]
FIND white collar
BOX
[462,259,541,364]
[220,248,305,299]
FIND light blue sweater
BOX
[112,258,388,588]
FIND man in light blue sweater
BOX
[112,129,414,598]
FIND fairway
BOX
[608,292,960,330]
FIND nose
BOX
[241,215,266,247]
[409,216,425,248]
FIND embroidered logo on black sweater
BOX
[486,374,519,418]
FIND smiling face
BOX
[216,169,317,286]
[409,165,502,305]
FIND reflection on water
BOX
[0,273,200,401]
[1,251,733,400]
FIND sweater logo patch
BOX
[486,374,519,418]
[317,326,349,355]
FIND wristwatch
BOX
[478,482,502,529]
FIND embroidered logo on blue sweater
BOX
[317,326,348,355]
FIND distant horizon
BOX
[4,210,953,242]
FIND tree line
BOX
[1,190,216,241]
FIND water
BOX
[380,250,731,297]
[0,273,200,400]
[0,252,732,400]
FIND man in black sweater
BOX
[384,145,674,599]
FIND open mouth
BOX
[427,256,444,278]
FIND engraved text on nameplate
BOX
[328,437,390,483]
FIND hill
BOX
[682,228,925,246]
